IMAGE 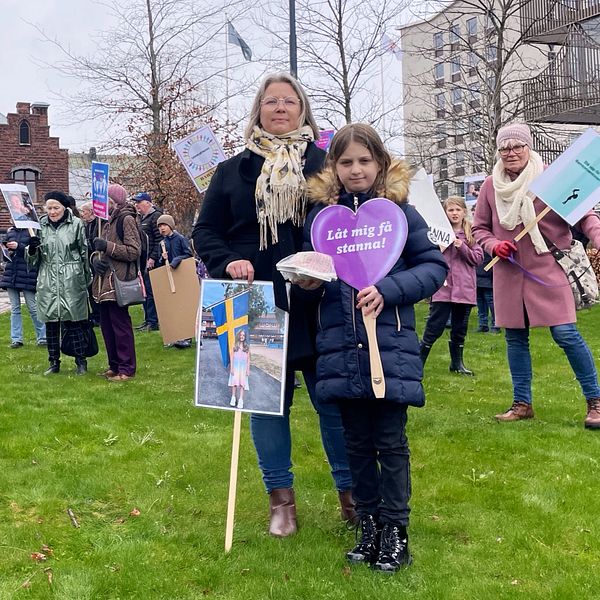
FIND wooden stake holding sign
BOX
[160,240,176,293]
[311,198,409,399]
[225,409,242,552]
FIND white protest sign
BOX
[408,168,455,247]
[528,128,600,226]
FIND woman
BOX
[1,228,46,348]
[27,191,90,375]
[91,184,141,382]
[192,72,353,537]
[472,122,600,429]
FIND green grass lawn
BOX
[1,304,599,599]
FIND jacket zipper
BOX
[395,306,402,332]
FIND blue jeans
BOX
[250,368,352,493]
[7,288,46,343]
[505,324,600,404]
[476,288,495,328]
[142,270,158,327]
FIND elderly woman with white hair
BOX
[473,122,600,429]
[192,72,353,536]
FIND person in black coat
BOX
[475,251,499,333]
[80,201,101,326]
[192,72,353,538]
[0,228,46,347]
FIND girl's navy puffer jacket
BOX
[304,160,448,406]
[0,228,39,292]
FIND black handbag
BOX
[60,320,99,357]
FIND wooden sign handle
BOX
[362,307,385,399]
[484,206,552,272]
[160,240,176,293]
[225,409,242,552]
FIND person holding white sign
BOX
[473,123,600,428]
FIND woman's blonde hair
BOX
[327,123,391,197]
[244,72,320,140]
[444,195,475,246]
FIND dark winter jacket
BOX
[157,231,192,268]
[139,206,163,264]
[304,160,448,406]
[0,228,39,292]
[192,143,326,369]
[476,252,494,289]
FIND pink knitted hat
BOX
[108,183,128,205]
[496,123,533,149]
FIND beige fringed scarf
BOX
[247,125,315,249]
[493,150,548,254]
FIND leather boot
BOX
[268,488,297,537]
[346,514,380,564]
[338,490,358,524]
[419,341,431,366]
[75,357,87,376]
[495,401,534,421]
[584,397,600,429]
[372,524,412,572]
[44,359,60,375]
[448,341,474,375]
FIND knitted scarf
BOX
[246,125,315,249]
[492,150,548,254]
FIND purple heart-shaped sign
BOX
[311,198,408,290]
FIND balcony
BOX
[523,33,600,124]
[521,0,600,44]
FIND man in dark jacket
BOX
[133,192,162,331]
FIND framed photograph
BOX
[1,184,40,230]
[195,279,289,416]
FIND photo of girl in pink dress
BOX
[229,329,250,409]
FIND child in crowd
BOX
[228,328,251,409]
[476,252,499,333]
[420,196,484,375]
[298,123,447,573]
[157,214,193,348]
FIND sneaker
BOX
[237,398,244,409]
[134,322,149,331]
[37,339,47,346]
[490,327,501,334]
[372,524,412,573]
[230,396,237,407]
[10,341,24,349]
[476,325,489,333]
[585,397,600,429]
[98,369,117,378]
[346,514,380,565]
[495,401,534,421]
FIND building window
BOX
[434,32,444,57]
[486,44,498,63]
[19,120,31,145]
[469,82,481,108]
[451,58,461,82]
[450,24,460,50]
[436,93,446,118]
[469,51,478,76]
[455,151,465,176]
[436,123,447,149]
[487,73,497,92]
[485,13,495,33]
[452,88,462,111]
[439,157,448,179]
[467,17,477,40]
[435,63,445,85]
[13,168,38,201]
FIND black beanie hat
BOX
[44,191,71,208]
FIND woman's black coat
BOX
[0,228,39,292]
[192,143,326,369]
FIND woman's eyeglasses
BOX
[498,144,527,157]
[261,96,301,109]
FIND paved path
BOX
[0,290,9,314]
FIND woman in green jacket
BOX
[27,191,91,375]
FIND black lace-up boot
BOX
[372,524,412,573]
[346,514,380,564]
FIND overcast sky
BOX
[1,0,118,151]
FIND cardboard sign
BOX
[149,257,200,344]
[0,184,40,230]
[173,125,227,193]
[529,128,600,226]
[91,161,110,220]
[408,168,455,247]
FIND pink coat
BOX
[432,230,483,305]
[472,175,600,328]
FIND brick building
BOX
[0,102,68,232]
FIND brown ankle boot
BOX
[338,490,358,525]
[268,488,297,537]
[585,398,600,429]
[495,401,534,421]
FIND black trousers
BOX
[46,320,86,361]
[338,399,411,526]
[422,301,472,346]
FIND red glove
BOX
[493,241,518,259]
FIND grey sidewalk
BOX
[0,289,9,314]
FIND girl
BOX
[420,196,484,375]
[299,124,447,573]
[229,329,250,409]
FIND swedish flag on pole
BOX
[228,21,252,61]
[211,291,250,368]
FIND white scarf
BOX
[492,150,548,254]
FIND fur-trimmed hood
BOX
[307,159,413,206]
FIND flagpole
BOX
[225,17,230,122]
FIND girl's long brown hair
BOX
[444,196,475,246]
